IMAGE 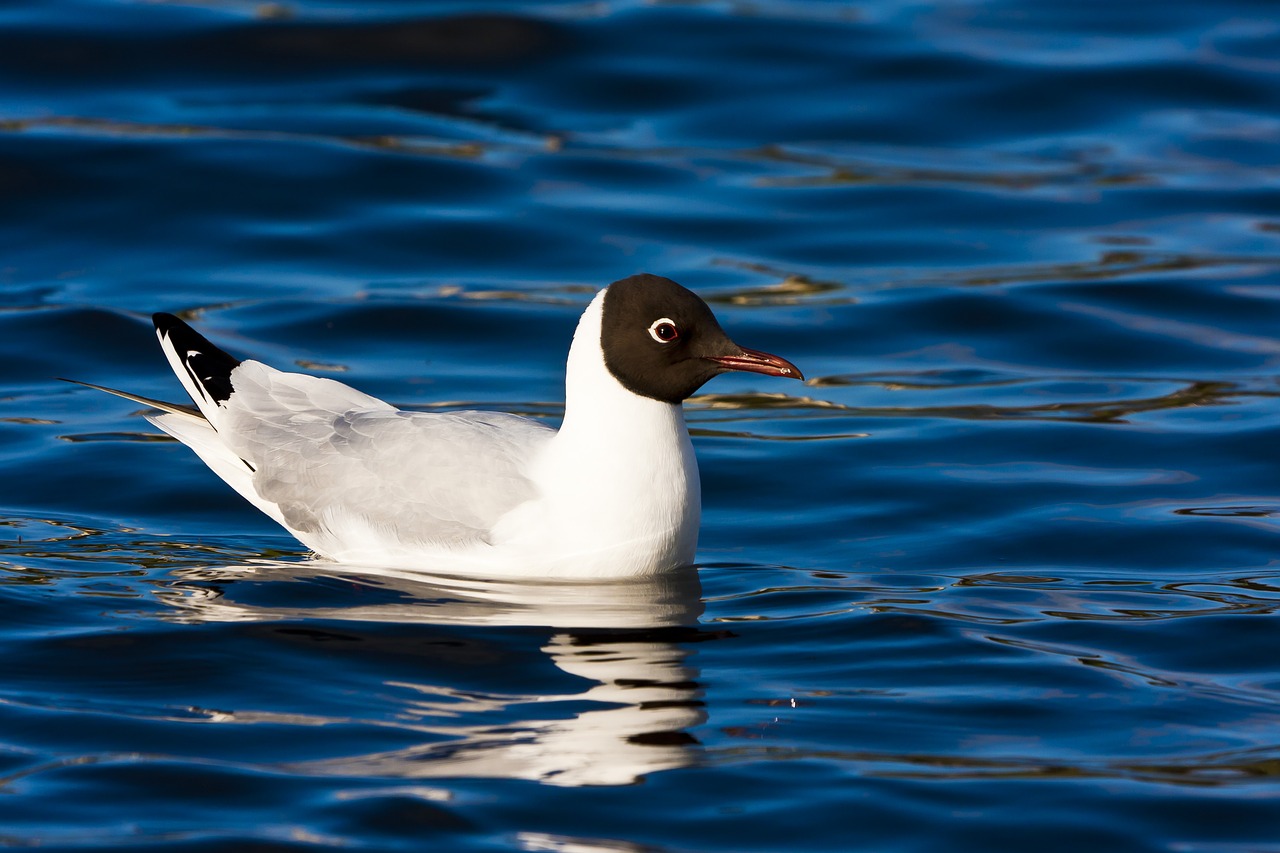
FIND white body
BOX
[149,290,702,578]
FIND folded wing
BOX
[150,314,554,553]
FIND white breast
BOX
[489,289,703,577]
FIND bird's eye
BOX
[648,318,680,343]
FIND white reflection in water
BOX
[155,561,712,787]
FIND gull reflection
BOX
[154,561,714,787]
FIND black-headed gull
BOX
[73,274,802,577]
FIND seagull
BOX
[70,274,802,578]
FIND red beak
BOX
[704,346,804,381]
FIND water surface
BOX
[3,1,1280,850]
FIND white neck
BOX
[529,290,701,574]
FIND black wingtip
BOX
[154,312,243,405]
[153,312,182,334]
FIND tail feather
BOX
[67,318,281,526]
[56,378,203,421]
[147,412,281,524]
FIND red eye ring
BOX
[648,318,680,343]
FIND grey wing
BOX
[216,362,553,547]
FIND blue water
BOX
[4,0,1280,849]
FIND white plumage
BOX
[75,275,801,579]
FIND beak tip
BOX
[706,347,804,382]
